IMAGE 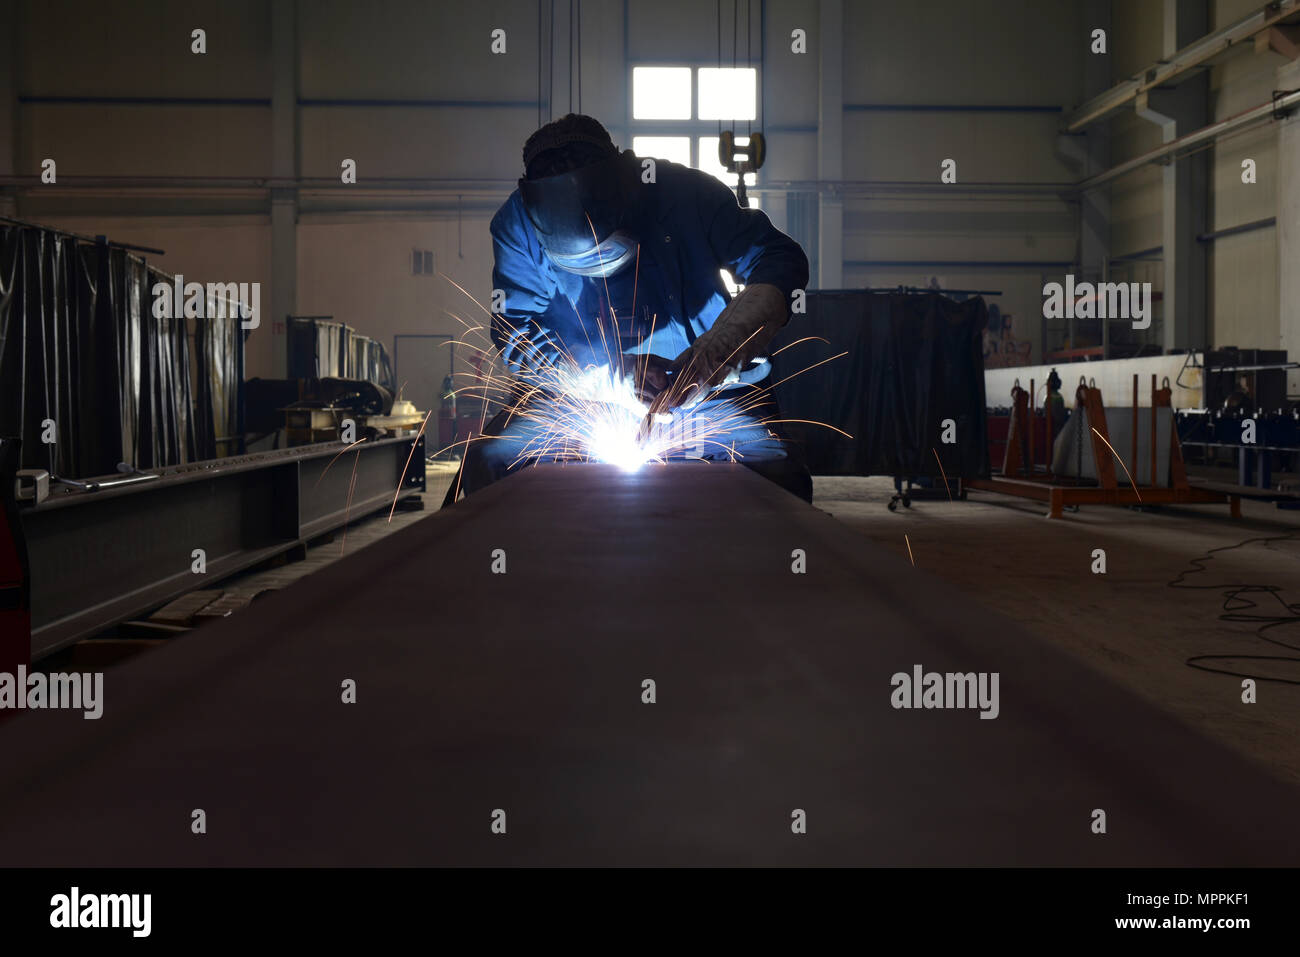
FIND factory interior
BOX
[2,0,1300,884]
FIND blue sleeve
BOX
[694,171,810,310]
[489,197,566,377]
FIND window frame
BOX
[627,62,763,174]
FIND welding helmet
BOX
[519,149,641,277]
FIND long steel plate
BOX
[0,463,1295,865]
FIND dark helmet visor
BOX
[519,150,638,260]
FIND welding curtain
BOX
[287,316,394,391]
[0,224,241,478]
[769,290,990,478]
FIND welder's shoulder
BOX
[489,190,529,240]
[650,160,723,200]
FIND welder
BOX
[451,113,812,503]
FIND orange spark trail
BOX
[389,407,435,521]
[1090,426,1143,502]
[341,446,360,555]
[932,447,953,502]
[315,437,368,489]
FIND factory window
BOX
[631,136,691,167]
[631,66,762,293]
[698,68,757,121]
[412,249,434,276]
[630,67,761,202]
[632,67,692,120]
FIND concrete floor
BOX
[816,475,1300,787]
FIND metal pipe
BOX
[1066,0,1300,132]
[1150,374,1158,487]
[1029,378,1036,472]
[50,472,159,492]
[1045,380,1053,472]
[1132,374,1138,486]
[845,259,1073,269]
[1197,217,1276,243]
[19,95,271,106]
[1111,245,1164,262]
[0,174,1078,200]
[19,95,543,110]
[0,215,166,254]
[1077,89,1300,193]
[0,174,522,190]
[846,103,1062,113]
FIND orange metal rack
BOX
[970,374,1237,519]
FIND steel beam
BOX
[1066,0,1300,132]
[17,436,424,660]
[0,463,1296,865]
[1077,90,1300,194]
[270,0,298,378]
[817,0,844,289]
[1279,57,1300,398]
[0,0,15,219]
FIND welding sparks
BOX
[513,362,751,471]
[905,534,915,566]
[430,268,850,491]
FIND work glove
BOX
[618,353,675,405]
[499,324,569,397]
[649,282,789,414]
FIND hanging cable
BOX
[759,0,765,139]
[731,0,738,144]
[577,0,582,114]
[746,0,752,140]
[536,7,540,127]
[548,0,555,123]
[716,0,722,140]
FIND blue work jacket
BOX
[488,158,809,375]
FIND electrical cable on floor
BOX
[1166,529,1300,684]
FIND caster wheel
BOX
[902,495,912,508]
[887,498,898,512]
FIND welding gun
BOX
[637,357,771,443]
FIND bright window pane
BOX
[633,67,692,119]
[632,136,691,167]
[698,68,757,121]
[698,136,756,188]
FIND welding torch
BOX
[635,357,771,444]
